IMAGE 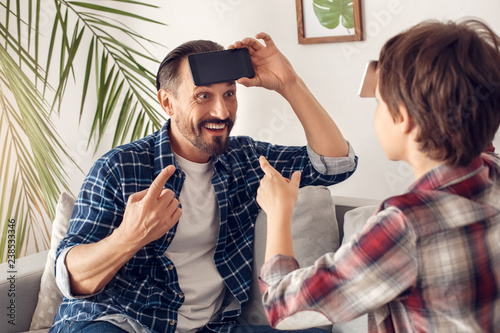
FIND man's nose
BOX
[211,95,230,119]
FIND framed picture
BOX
[296,0,363,44]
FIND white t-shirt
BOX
[165,154,226,332]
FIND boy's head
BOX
[377,19,500,167]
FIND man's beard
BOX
[175,116,235,157]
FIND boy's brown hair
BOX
[378,19,500,167]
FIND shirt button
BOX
[169,320,176,325]
[179,293,184,299]
[167,237,172,242]
[168,264,174,270]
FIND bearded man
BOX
[50,33,357,333]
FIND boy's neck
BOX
[405,149,444,181]
[399,130,444,181]
[412,160,445,180]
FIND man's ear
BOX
[157,89,174,116]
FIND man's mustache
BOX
[199,118,233,128]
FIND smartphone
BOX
[188,48,255,86]
[358,60,378,98]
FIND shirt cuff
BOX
[307,141,357,175]
[259,254,300,288]
[55,246,102,299]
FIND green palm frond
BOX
[0,44,71,260]
[50,0,167,150]
[0,0,167,262]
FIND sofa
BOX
[0,186,380,333]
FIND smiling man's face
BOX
[164,57,238,162]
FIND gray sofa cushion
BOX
[239,185,340,326]
[30,192,75,331]
[341,204,378,246]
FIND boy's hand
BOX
[229,33,298,95]
[257,156,301,219]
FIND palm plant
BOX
[0,0,166,262]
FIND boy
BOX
[256,19,500,332]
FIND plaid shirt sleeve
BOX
[259,207,418,329]
[306,143,357,176]
[254,139,357,188]
[56,154,127,254]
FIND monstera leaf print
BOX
[313,0,355,30]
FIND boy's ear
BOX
[157,89,174,116]
[398,104,414,134]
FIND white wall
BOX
[57,0,500,201]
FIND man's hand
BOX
[118,165,183,250]
[66,165,182,296]
[257,156,301,220]
[229,33,298,95]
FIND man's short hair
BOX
[156,40,224,94]
[378,19,500,167]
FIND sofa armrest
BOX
[0,250,48,333]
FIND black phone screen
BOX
[188,48,255,86]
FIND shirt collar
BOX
[153,119,177,179]
[212,150,231,173]
[408,155,486,194]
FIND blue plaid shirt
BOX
[51,120,357,333]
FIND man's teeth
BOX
[204,124,226,130]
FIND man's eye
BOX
[225,91,235,97]
[198,93,209,99]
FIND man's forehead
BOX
[180,57,236,89]
[179,57,194,83]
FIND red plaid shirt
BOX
[260,152,500,332]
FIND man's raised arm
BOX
[231,33,349,158]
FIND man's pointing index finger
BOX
[147,165,176,199]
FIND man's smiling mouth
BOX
[204,123,226,131]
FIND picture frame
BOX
[296,0,363,44]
